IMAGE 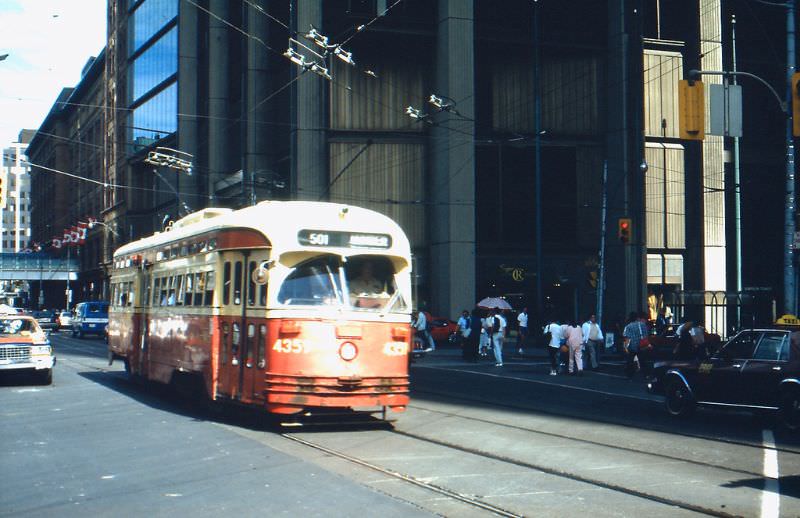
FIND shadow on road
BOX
[77,370,391,434]
[723,474,800,499]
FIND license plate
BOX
[89,324,97,328]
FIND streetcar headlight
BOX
[339,342,358,361]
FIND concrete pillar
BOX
[208,0,230,204]
[178,0,200,209]
[430,0,476,318]
[245,0,270,202]
[290,0,326,200]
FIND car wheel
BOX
[39,369,53,386]
[780,389,800,430]
[664,377,695,417]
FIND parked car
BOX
[647,329,722,361]
[648,327,800,429]
[0,313,55,384]
[72,301,109,339]
[57,311,73,328]
[32,310,58,332]
[424,312,459,345]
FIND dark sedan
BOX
[648,328,800,429]
[32,310,59,332]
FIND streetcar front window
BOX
[345,256,407,312]
[277,255,407,312]
[277,255,344,306]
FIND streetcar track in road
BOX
[280,432,525,518]
[412,385,800,456]
[283,427,734,518]
[405,402,768,478]
[387,428,737,518]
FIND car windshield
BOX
[277,254,408,313]
[0,318,40,336]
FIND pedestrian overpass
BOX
[0,253,78,281]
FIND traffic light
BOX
[678,79,705,140]
[792,72,800,137]
[618,218,632,244]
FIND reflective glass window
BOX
[130,27,177,102]
[130,82,177,147]
[129,0,178,55]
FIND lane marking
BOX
[760,429,780,518]
[414,365,657,402]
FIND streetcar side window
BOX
[257,324,267,369]
[167,276,177,306]
[144,277,151,308]
[222,322,229,364]
[259,281,267,307]
[175,275,185,306]
[184,273,194,306]
[153,278,161,306]
[193,272,204,306]
[248,261,257,306]
[232,322,240,358]
[223,262,231,305]
[204,271,215,306]
[246,323,255,367]
[160,277,170,306]
[233,261,243,305]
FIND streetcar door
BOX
[218,253,246,399]
[139,270,153,377]
[242,253,270,401]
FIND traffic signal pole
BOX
[785,0,796,315]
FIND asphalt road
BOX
[1,336,798,517]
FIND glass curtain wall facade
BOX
[127,0,178,151]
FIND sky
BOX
[0,0,107,146]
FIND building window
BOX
[129,0,178,56]
[647,253,684,287]
[129,82,177,148]
[645,142,685,250]
[130,26,178,102]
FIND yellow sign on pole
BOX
[678,80,705,141]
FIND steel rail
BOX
[280,432,524,518]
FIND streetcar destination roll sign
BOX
[298,230,392,249]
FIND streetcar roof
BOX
[113,200,412,259]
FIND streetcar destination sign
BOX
[298,230,392,249]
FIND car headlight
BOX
[31,345,51,355]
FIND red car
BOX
[424,312,459,344]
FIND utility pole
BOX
[732,15,743,296]
[786,0,797,315]
[533,0,543,315]
[597,161,608,328]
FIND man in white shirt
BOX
[517,307,529,355]
[491,309,507,366]
[544,319,564,375]
[412,310,434,352]
[581,314,604,370]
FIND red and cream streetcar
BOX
[107,201,413,417]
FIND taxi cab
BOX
[0,312,55,385]
[648,315,800,429]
